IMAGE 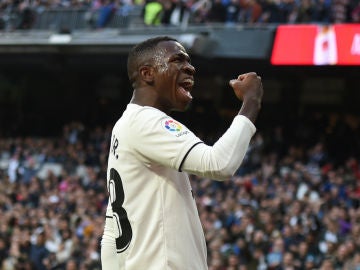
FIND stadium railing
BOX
[31,6,143,31]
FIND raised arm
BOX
[181,72,263,180]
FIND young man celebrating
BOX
[101,36,263,269]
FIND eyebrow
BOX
[173,52,191,62]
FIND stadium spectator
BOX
[351,0,360,22]
[331,0,349,22]
[96,0,117,28]
[311,0,332,22]
[15,0,35,29]
[143,0,163,25]
[206,0,227,22]
[190,0,212,23]
[160,0,192,25]
[225,0,241,25]
[30,230,50,270]
[259,0,295,23]
[295,0,315,23]
[238,0,263,23]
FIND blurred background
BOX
[0,1,360,269]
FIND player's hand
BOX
[229,72,263,123]
[229,72,263,103]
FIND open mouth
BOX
[178,79,194,98]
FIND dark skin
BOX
[131,40,263,123]
[230,72,263,123]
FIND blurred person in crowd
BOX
[29,230,50,270]
[238,0,263,23]
[19,157,39,184]
[281,251,300,270]
[312,0,332,22]
[143,0,163,25]
[206,0,227,22]
[260,0,295,23]
[86,0,117,28]
[52,228,73,264]
[0,238,8,267]
[0,0,34,30]
[65,258,78,270]
[7,152,20,183]
[294,0,315,23]
[351,0,360,22]
[266,237,284,269]
[190,0,212,23]
[15,0,35,29]
[293,240,318,269]
[96,0,117,28]
[100,36,263,269]
[331,0,349,22]
[160,0,174,24]
[225,0,241,25]
[344,251,360,270]
[332,243,349,269]
[63,122,85,145]
[161,0,191,26]
[226,253,242,269]
[319,256,335,270]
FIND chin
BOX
[172,101,192,112]
[182,99,193,111]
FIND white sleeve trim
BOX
[181,115,256,180]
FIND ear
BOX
[139,65,154,84]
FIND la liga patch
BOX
[162,119,188,136]
[163,119,182,133]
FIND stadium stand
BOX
[0,0,359,31]
[0,110,360,269]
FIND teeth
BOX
[182,79,194,87]
[186,80,194,86]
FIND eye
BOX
[172,57,182,63]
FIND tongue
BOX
[179,87,192,99]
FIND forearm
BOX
[181,115,256,180]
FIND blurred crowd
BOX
[0,122,110,270]
[0,110,360,270]
[0,0,360,30]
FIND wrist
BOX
[238,98,262,123]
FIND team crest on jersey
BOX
[162,119,189,137]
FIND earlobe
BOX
[139,66,154,83]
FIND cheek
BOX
[159,67,179,88]
[156,64,171,81]
[157,62,169,73]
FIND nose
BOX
[183,62,195,75]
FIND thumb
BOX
[238,74,247,80]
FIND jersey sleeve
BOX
[180,115,256,180]
[127,107,203,171]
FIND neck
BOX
[130,88,158,107]
[130,89,171,114]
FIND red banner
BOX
[271,24,360,66]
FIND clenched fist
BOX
[229,72,264,123]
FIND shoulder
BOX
[117,104,173,134]
[131,105,194,138]
[129,105,169,127]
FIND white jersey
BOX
[102,104,207,270]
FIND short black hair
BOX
[127,36,178,85]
